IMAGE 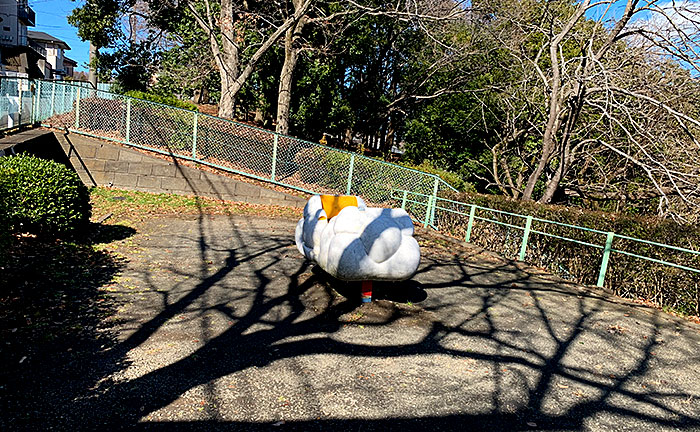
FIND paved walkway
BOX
[5,214,700,430]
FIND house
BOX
[27,31,70,79]
[62,56,77,78]
[0,0,33,47]
[0,2,77,80]
[0,0,48,78]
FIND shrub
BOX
[124,90,199,112]
[0,154,91,236]
[398,160,473,192]
[429,190,700,316]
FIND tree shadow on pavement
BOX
[0,222,134,429]
[3,208,700,431]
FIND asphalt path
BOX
[4,214,700,431]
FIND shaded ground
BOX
[2,211,700,431]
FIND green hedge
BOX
[429,191,700,316]
[0,154,91,236]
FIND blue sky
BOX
[29,0,89,71]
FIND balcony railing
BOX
[18,3,36,26]
[29,41,46,57]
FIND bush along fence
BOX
[393,188,700,315]
[0,77,456,205]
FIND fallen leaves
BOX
[607,324,627,335]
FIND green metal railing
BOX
[393,188,700,288]
[0,77,456,204]
[3,78,697,298]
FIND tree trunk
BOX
[538,86,585,203]
[344,128,353,148]
[521,41,565,201]
[276,1,307,135]
[384,121,396,154]
[539,153,566,203]
[276,26,299,134]
[520,127,556,201]
[520,8,582,201]
[217,0,239,119]
[219,74,237,118]
[88,43,97,88]
[189,0,310,119]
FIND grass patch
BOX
[90,187,303,222]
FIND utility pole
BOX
[88,42,97,88]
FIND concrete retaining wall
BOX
[1,129,307,208]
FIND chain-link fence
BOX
[0,79,114,131]
[1,77,456,207]
[0,78,33,130]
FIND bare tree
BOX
[186,0,313,118]
[475,0,700,219]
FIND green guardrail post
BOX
[271,134,278,181]
[192,112,198,158]
[465,204,476,242]
[60,83,65,114]
[597,232,615,287]
[125,98,131,142]
[30,81,35,123]
[17,81,22,126]
[401,190,407,209]
[74,86,81,128]
[429,177,439,227]
[50,81,55,116]
[423,195,433,228]
[34,81,41,122]
[346,154,355,195]
[519,215,533,261]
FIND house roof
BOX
[27,31,70,50]
[63,56,78,66]
[1,45,50,79]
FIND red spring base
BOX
[361,280,373,303]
